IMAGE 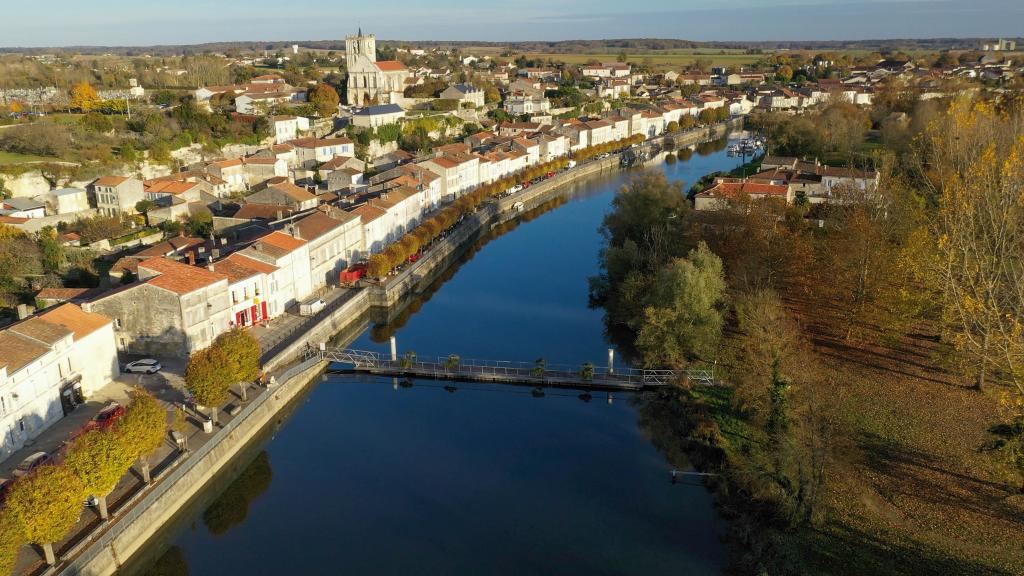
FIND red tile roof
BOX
[94,176,129,186]
[375,60,407,72]
[138,257,227,295]
[38,303,112,340]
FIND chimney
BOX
[207,263,215,272]
[276,210,283,221]
[16,304,30,320]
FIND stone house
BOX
[92,176,145,216]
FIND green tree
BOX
[65,429,133,520]
[635,242,726,367]
[6,465,87,565]
[37,227,65,274]
[185,346,233,424]
[118,388,169,484]
[201,451,273,535]
[135,199,156,227]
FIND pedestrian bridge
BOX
[312,347,715,391]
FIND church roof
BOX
[375,60,407,72]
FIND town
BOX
[0,25,1022,576]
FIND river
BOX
[129,136,744,576]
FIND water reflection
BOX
[141,546,189,576]
[201,451,273,536]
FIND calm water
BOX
[134,138,745,576]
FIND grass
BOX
[0,151,58,165]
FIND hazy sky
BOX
[4,0,1022,47]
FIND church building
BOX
[345,30,410,107]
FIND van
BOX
[299,298,326,316]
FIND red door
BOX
[235,311,246,326]
[261,302,269,321]
[250,305,258,325]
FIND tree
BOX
[135,199,156,227]
[37,227,65,274]
[202,451,273,535]
[920,99,1024,393]
[65,429,133,520]
[214,328,261,400]
[6,465,87,565]
[185,209,213,237]
[0,510,25,576]
[635,242,726,367]
[776,65,794,82]
[117,388,169,484]
[186,346,233,424]
[70,82,101,112]
[308,83,340,117]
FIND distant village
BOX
[0,30,1020,462]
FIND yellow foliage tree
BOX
[70,82,101,112]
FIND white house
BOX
[292,137,356,168]
[418,153,480,201]
[240,231,313,310]
[351,103,406,128]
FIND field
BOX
[0,150,57,165]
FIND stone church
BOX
[345,30,410,106]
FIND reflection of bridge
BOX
[313,348,715,391]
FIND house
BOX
[144,180,204,205]
[206,157,289,193]
[35,287,96,308]
[92,176,144,216]
[292,137,356,168]
[239,231,313,310]
[292,208,363,288]
[234,90,305,114]
[211,253,280,328]
[818,166,879,195]
[418,153,480,201]
[1,198,45,219]
[0,304,118,460]
[597,78,631,99]
[581,63,631,79]
[42,188,89,215]
[271,115,310,143]
[348,203,390,257]
[87,257,232,357]
[504,92,550,116]
[694,180,793,211]
[440,84,485,107]
[246,182,319,212]
[351,103,406,128]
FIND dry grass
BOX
[785,294,1024,575]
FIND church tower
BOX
[345,30,376,70]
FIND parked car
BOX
[88,403,125,431]
[299,298,327,316]
[123,359,162,374]
[12,452,51,478]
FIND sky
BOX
[4,0,1022,47]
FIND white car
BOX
[123,359,162,374]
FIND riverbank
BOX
[54,119,742,576]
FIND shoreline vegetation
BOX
[592,96,1024,574]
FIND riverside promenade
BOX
[47,118,741,576]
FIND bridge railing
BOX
[320,348,677,386]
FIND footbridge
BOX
[312,346,715,391]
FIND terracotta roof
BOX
[36,287,92,301]
[0,331,49,373]
[138,257,227,295]
[223,253,278,275]
[109,256,141,276]
[137,236,205,258]
[0,216,29,225]
[349,203,387,224]
[94,176,129,187]
[256,231,307,255]
[212,254,276,283]
[292,136,353,149]
[375,60,407,72]
[319,156,359,171]
[9,316,73,346]
[38,303,112,340]
[700,181,790,200]
[292,212,347,241]
[144,181,200,195]
[269,182,317,203]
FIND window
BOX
[114,318,123,329]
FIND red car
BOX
[91,403,125,431]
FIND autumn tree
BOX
[308,83,340,117]
[70,82,101,112]
[918,99,1024,392]
[214,328,261,400]
[135,199,156,227]
[0,510,24,576]
[65,429,133,520]
[117,388,169,484]
[6,465,87,565]
[185,346,233,424]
